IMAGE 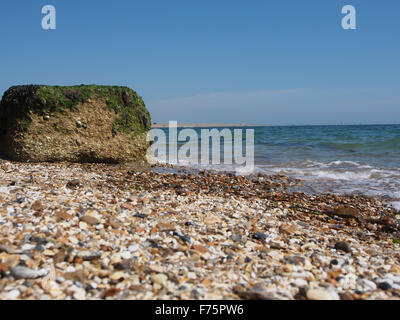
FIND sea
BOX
[152,124,400,209]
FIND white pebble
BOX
[4,289,20,300]
[293,278,308,287]
[357,278,377,291]
[128,244,139,252]
[21,244,36,251]
[73,287,86,300]
[120,251,131,260]
[307,287,340,300]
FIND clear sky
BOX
[0,0,399,125]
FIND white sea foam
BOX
[149,154,400,200]
[257,159,400,199]
[327,160,362,167]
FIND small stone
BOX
[15,197,25,204]
[284,255,306,266]
[294,278,308,287]
[10,266,48,279]
[334,241,351,253]
[31,236,47,245]
[53,248,70,263]
[306,288,340,300]
[173,232,191,244]
[205,215,221,225]
[390,264,400,274]
[128,244,139,252]
[72,287,86,300]
[279,223,297,235]
[31,200,44,212]
[4,255,20,268]
[378,282,391,291]
[330,259,339,265]
[340,292,356,300]
[192,245,208,254]
[4,289,20,300]
[43,249,55,256]
[0,244,23,254]
[21,244,36,251]
[151,273,168,287]
[149,265,166,273]
[357,278,377,291]
[121,202,134,210]
[79,221,88,230]
[102,288,121,298]
[64,270,86,283]
[55,210,74,221]
[237,286,277,300]
[67,179,81,189]
[113,259,134,271]
[231,233,242,243]
[252,232,267,241]
[110,272,126,281]
[333,206,360,218]
[157,223,175,231]
[80,215,100,225]
[187,272,197,280]
[0,263,8,272]
[76,251,101,261]
[120,251,131,260]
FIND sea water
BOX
[156,124,400,202]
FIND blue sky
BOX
[0,0,399,125]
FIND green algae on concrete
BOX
[0,85,151,134]
[0,85,152,163]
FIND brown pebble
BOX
[102,288,121,298]
[55,210,74,221]
[192,245,208,254]
[31,200,44,212]
[334,241,351,253]
[64,270,86,283]
[333,206,359,218]
[67,179,81,189]
[53,248,69,263]
[157,223,175,232]
[81,215,100,225]
[0,262,8,272]
[236,286,276,300]
[340,292,357,300]
[279,223,297,235]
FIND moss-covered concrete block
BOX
[0,85,151,163]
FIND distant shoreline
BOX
[151,123,265,128]
[151,123,400,128]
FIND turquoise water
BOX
[252,125,400,200]
[154,124,400,201]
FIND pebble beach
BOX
[0,159,400,300]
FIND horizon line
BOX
[151,123,400,128]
